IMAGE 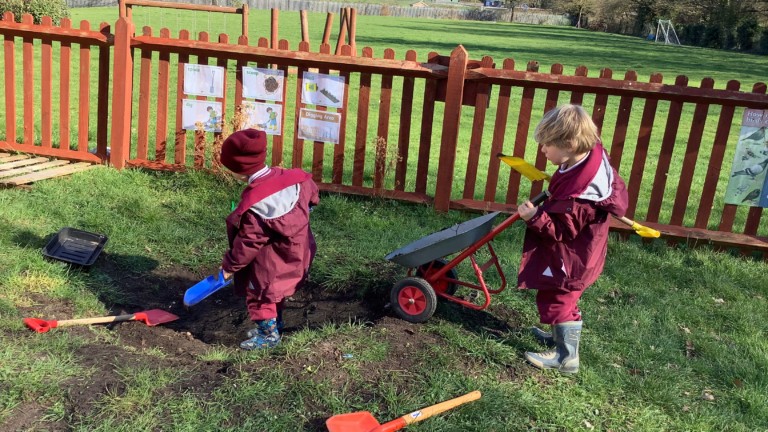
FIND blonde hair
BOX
[533,104,600,154]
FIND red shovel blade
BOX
[23,318,58,333]
[326,411,381,432]
[133,309,179,326]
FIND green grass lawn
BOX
[1,167,767,431]
[1,10,768,430]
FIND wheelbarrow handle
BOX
[372,391,482,432]
[530,190,551,206]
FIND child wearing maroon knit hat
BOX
[516,104,628,374]
[219,128,319,350]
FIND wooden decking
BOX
[0,153,98,187]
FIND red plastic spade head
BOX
[133,309,179,326]
[23,318,58,333]
[326,411,381,432]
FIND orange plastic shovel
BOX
[23,309,179,333]
[326,390,481,432]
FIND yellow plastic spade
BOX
[497,153,661,239]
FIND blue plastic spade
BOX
[183,270,232,307]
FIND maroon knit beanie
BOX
[220,129,267,176]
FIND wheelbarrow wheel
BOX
[391,277,437,323]
[416,259,458,296]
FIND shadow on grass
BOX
[11,229,51,250]
[431,294,540,353]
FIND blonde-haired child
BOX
[516,104,628,373]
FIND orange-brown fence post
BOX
[335,9,348,55]
[109,17,135,169]
[3,12,17,146]
[96,22,111,159]
[348,8,356,53]
[321,12,334,47]
[271,9,278,49]
[300,10,309,45]
[433,45,468,212]
[241,2,249,39]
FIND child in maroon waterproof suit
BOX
[219,129,319,350]
[516,104,628,374]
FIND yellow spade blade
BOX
[631,222,661,238]
[497,154,551,181]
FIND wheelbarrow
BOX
[385,191,549,323]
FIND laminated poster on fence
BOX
[183,64,225,98]
[301,72,345,109]
[724,108,768,207]
[241,101,282,136]
[242,67,285,102]
[181,99,223,133]
[298,109,341,144]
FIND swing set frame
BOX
[117,0,356,53]
[118,0,249,39]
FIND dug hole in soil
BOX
[11,252,526,430]
[80,250,394,341]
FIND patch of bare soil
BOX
[10,255,528,430]
[1,401,67,432]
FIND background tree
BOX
[548,0,767,52]
[551,0,597,28]
[589,0,635,33]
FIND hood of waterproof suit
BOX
[547,142,626,218]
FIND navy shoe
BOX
[241,318,281,350]
[247,317,283,338]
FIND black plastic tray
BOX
[42,228,108,267]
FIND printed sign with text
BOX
[297,109,341,144]
[242,67,285,101]
[183,64,224,98]
[301,72,345,109]
[181,99,222,132]
[724,108,768,207]
[241,101,283,136]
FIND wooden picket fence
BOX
[1,10,767,257]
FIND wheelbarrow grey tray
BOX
[385,211,501,268]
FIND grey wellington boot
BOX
[525,321,582,374]
[531,326,556,347]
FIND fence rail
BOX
[1,11,767,257]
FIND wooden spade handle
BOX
[368,391,482,432]
[402,390,481,425]
[615,216,661,238]
[616,215,639,229]
[56,314,137,327]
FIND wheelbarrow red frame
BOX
[389,190,549,323]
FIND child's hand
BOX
[517,200,537,221]
[220,267,233,280]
